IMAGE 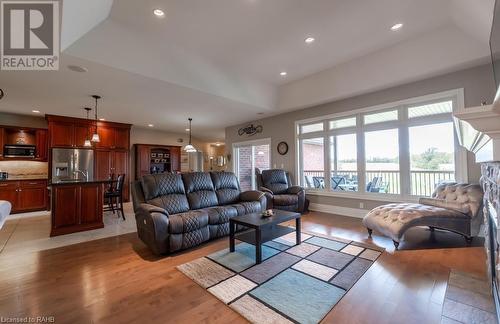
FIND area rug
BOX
[177,231,384,324]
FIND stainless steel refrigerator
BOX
[51,148,94,182]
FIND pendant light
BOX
[91,95,101,143]
[184,118,197,152]
[83,107,92,147]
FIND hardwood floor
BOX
[0,211,488,324]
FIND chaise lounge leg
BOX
[429,226,435,232]
[393,240,400,250]
[367,228,373,237]
[464,236,473,244]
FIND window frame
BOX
[295,89,467,202]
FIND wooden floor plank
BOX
[0,211,488,324]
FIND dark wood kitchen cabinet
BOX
[0,128,4,158]
[50,182,104,236]
[95,149,129,200]
[35,129,48,161]
[0,126,48,161]
[47,118,93,148]
[0,180,48,213]
[95,123,130,150]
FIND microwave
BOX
[3,145,36,158]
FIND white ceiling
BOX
[0,0,495,140]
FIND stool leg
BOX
[367,228,373,237]
[120,196,125,221]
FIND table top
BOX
[230,209,300,228]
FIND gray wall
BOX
[225,64,496,209]
[0,112,47,128]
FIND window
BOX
[365,129,400,194]
[330,134,357,191]
[301,138,324,189]
[364,110,398,125]
[408,101,452,118]
[301,122,323,134]
[296,90,466,199]
[409,122,455,196]
[329,117,356,130]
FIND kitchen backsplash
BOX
[0,161,48,178]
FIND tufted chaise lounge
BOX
[132,171,266,255]
[362,183,483,249]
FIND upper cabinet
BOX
[46,116,130,150]
[35,129,48,161]
[95,124,130,150]
[0,126,49,161]
[48,118,92,148]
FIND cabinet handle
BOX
[0,184,7,187]
[29,182,38,185]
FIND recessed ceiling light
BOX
[32,110,40,113]
[99,118,105,121]
[215,143,221,147]
[153,9,165,17]
[305,37,315,44]
[280,71,287,76]
[67,65,88,73]
[148,124,154,127]
[185,128,190,131]
[390,23,403,31]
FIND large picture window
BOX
[296,90,466,199]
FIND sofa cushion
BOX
[182,172,219,210]
[142,173,189,215]
[210,171,241,205]
[231,201,262,216]
[205,206,238,225]
[262,169,289,194]
[168,210,209,234]
[273,194,298,206]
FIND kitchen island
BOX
[50,179,112,237]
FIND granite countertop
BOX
[0,175,48,181]
[49,179,114,186]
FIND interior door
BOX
[234,141,271,191]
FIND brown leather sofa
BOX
[131,171,266,255]
[256,169,306,213]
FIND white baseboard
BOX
[309,203,369,219]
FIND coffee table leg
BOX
[229,221,235,252]
[296,217,301,245]
[256,229,262,264]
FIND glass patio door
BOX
[233,139,271,191]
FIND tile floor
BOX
[441,270,497,323]
[0,203,137,257]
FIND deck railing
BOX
[303,170,454,196]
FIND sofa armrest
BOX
[259,187,274,195]
[287,186,304,195]
[419,198,471,216]
[135,203,170,255]
[240,190,267,211]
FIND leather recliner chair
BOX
[257,169,306,213]
[132,171,266,255]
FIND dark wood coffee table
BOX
[229,209,301,264]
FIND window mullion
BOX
[357,114,366,194]
[399,107,411,197]
[324,135,331,190]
